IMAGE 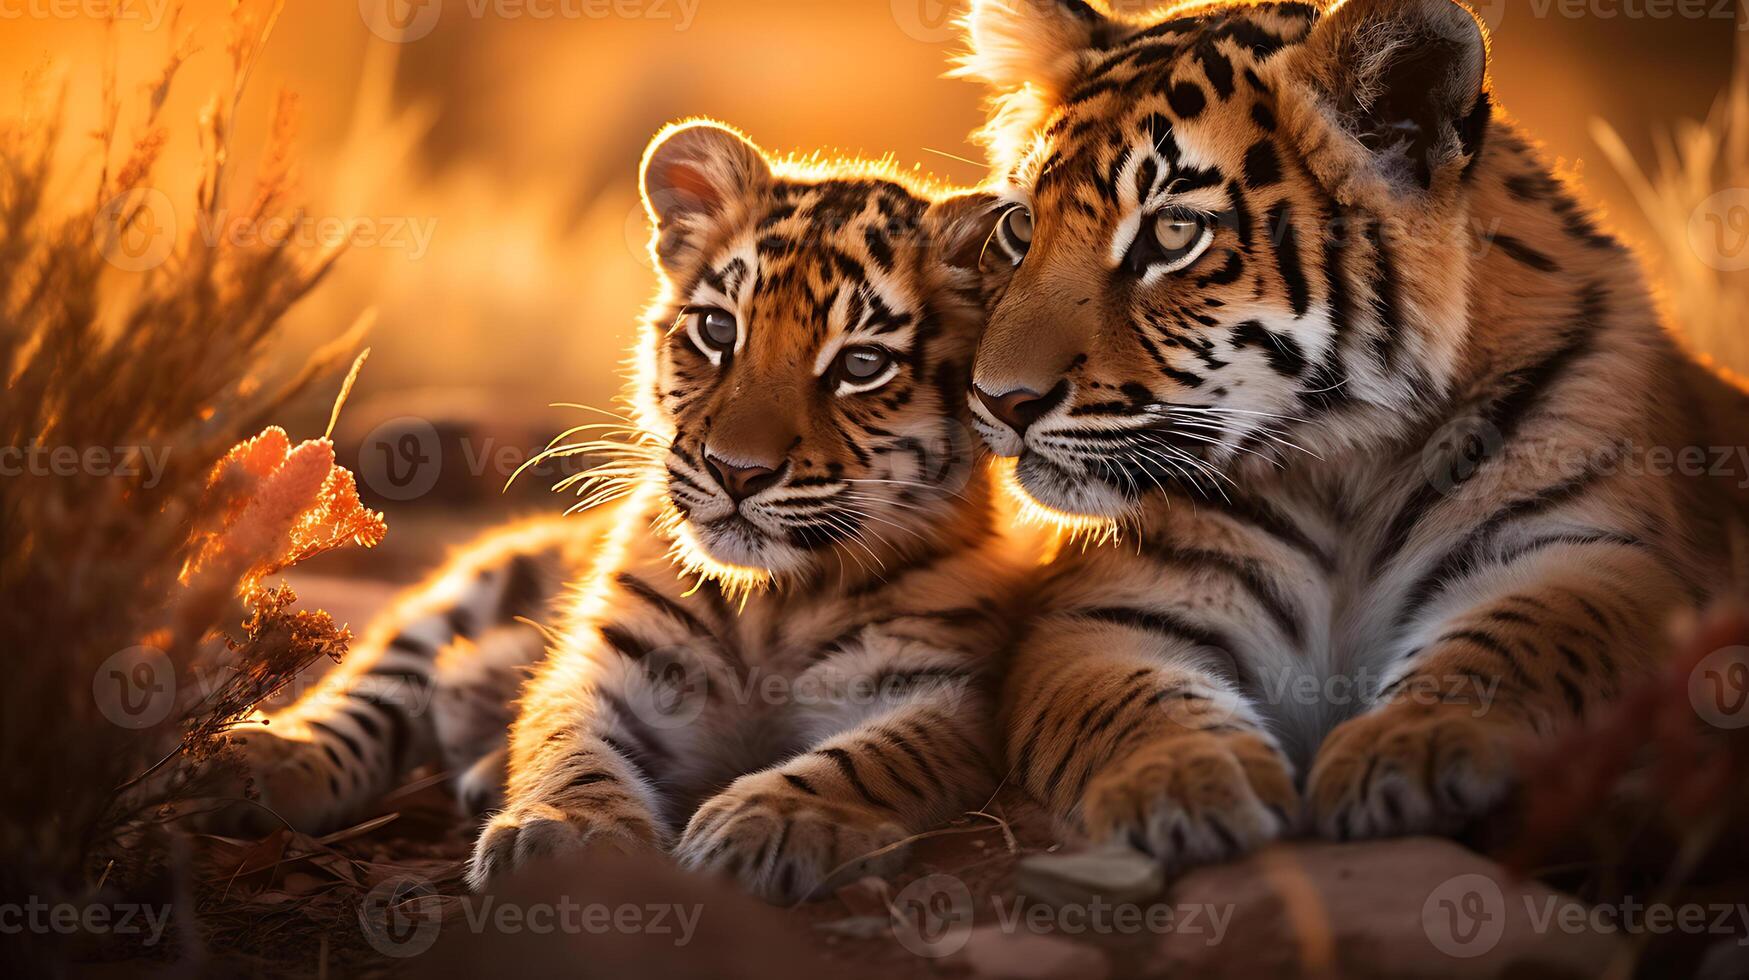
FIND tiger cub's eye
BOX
[1001,206,1033,245]
[1154,219,1201,254]
[698,309,737,349]
[1126,211,1214,275]
[685,307,738,357]
[838,346,891,380]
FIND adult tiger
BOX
[954,0,1749,868]
[205,120,1030,903]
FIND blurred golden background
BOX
[4,0,1743,526]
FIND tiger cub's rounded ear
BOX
[925,192,1007,272]
[954,0,1117,98]
[1295,0,1490,191]
[640,121,772,231]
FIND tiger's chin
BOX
[669,515,808,595]
[1007,453,1138,522]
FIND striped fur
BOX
[472,123,1030,900]
[208,120,1033,905]
[955,0,1749,867]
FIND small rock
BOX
[1157,838,1624,979]
[812,916,891,940]
[959,927,1111,980]
[1017,845,1164,909]
[835,875,892,918]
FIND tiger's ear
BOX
[1293,0,1490,191]
[955,0,1118,100]
[640,121,772,238]
[925,192,1007,272]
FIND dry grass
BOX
[1593,24,1749,375]
[0,2,381,970]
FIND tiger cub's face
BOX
[958,0,1490,520]
[635,122,999,584]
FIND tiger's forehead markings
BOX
[694,178,926,351]
[1016,9,1307,215]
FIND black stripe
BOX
[353,693,412,768]
[861,739,926,801]
[567,770,616,790]
[1230,319,1305,377]
[1243,138,1281,188]
[1555,673,1586,717]
[1145,543,1304,647]
[1202,491,1334,571]
[617,573,712,636]
[875,726,943,793]
[1492,234,1559,272]
[815,747,894,810]
[1396,468,1614,628]
[1364,220,1407,372]
[1225,180,1254,250]
[1438,629,1542,694]
[783,772,819,796]
[598,623,653,662]
[445,606,477,640]
[308,720,364,761]
[1069,607,1233,661]
[1266,201,1309,317]
[599,734,659,792]
[1169,82,1206,119]
[389,635,434,657]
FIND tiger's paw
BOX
[1307,704,1516,841]
[1080,729,1297,872]
[193,727,347,837]
[467,801,658,891]
[675,770,911,904]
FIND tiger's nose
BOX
[974,381,1066,435]
[704,451,783,503]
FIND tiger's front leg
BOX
[674,638,997,904]
[1309,553,1677,840]
[466,641,708,890]
[1006,614,1299,873]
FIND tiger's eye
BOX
[839,346,891,381]
[1002,206,1034,245]
[696,309,737,350]
[1154,219,1201,253]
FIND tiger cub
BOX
[213,121,1023,902]
[951,0,1749,870]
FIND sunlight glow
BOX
[992,457,1124,550]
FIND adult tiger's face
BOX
[959,0,1491,519]
[635,122,999,583]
